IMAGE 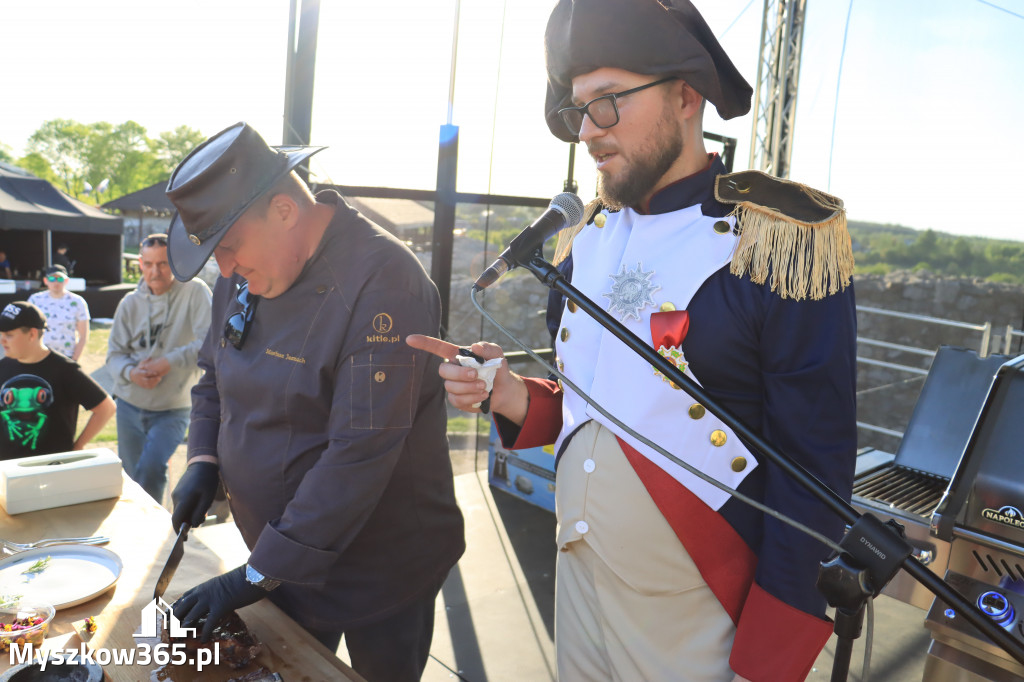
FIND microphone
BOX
[473,192,584,291]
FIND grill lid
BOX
[932,353,1024,540]
[892,346,1008,479]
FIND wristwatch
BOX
[244,564,281,592]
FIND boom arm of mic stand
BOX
[523,253,1024,668]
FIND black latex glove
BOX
[172,566,268,641]
[171,462,220,531]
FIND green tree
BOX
[848,221,1023,281]
[0,143,13,164]
[14,152,61,185]
[26,119,93,195]
[951,237,974,271]
[19,119,206,204]
[151,126,207,175]
[83,120,164,200]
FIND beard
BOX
[595,103,683,210]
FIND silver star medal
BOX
[603,261,660,321]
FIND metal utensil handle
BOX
[34,537,110,547]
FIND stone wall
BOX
[854,271,1024,453]
[420,237,556,358]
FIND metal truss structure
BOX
[748,0,808,179]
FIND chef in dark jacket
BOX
[166,122,465,682]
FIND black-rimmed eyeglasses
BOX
[557,77,678,136]
[224,281,259,350]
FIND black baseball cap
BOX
[44,265,68,279]
[0,302,47,332]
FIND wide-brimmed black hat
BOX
[165,122,326,281]
[544,0,753,143]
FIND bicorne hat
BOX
[544,0,753,143]
[165,122,325,281]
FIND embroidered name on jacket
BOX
[265,348,306,364]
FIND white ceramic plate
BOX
[0,545,122,610]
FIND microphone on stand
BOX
[473,192,584,291]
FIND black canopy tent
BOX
[0,163,123,285]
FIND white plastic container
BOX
[0,448,122,514]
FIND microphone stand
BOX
[511,249,1024,679]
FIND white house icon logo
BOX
[133,597,196,639]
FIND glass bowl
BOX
[0,601,55,653]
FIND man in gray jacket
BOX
[106,233,212,501]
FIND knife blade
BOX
[153,523,190,601]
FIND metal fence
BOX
[855,306,1010,442]
[502,306,1019,449]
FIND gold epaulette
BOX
[715,170,854,301]
[553,198,604,265]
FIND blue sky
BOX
[2,0,1022,241]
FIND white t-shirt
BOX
[28,291,90,358]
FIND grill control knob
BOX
[978,590,1016,627]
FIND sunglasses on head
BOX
[224,281,259,350]
[141,235,169,248]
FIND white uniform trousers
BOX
[554,421,736,681]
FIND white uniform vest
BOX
[555,205,758,511]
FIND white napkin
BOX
[455,355,503,408]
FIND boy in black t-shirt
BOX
[0,301,115,458]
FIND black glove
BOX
[171,462,220,531]
[172,566,268,641]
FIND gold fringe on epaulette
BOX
[553,198,603,265]
[728,199,854,301]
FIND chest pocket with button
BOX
[350,353,416,430]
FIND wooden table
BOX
[0,473,363,681]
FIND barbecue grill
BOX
[919,351,1024,680]
[853,346,1024,679]
[851,346,1010,611]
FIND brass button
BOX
[659,301,676,312]
[374,371,386,383]
[557,361,564,372]
[713,220,730,234]
[731,456,747,472]
[220,338,226,348]
[316,285,327,294]
[557,379,564,391]
[710,429,727,447]
[670,382,681,390]
[567,300,577,313]
[560,328,570,342]
[688,404,705,420]
[594,213,606,228]
[188,234,201,245]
